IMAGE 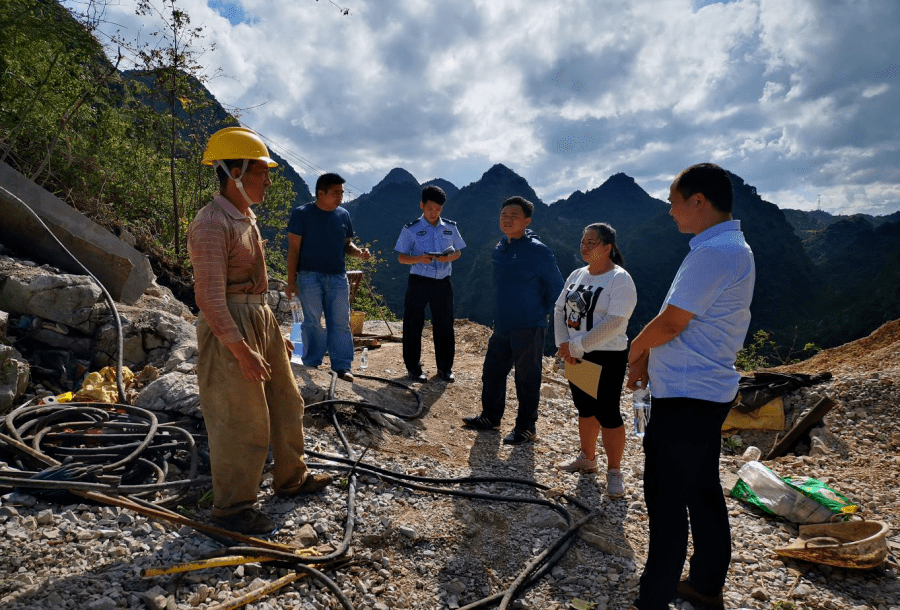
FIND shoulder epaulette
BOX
[404,218,420,228]
[442,218,458,226]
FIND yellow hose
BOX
[207,571,307,610]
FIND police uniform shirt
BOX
[394,216,466,280]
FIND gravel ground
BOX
[1,319,898,610]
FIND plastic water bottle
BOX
[360,347,368,370]
[290,298,304,364]
[633,380,651,438]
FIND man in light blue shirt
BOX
[394,185,466,383]
[627,163,755,610]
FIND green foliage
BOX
[115,0,217,255]
[735,329,822,371]
[0,0,393,316]
[197,488,214,508]
[254,169,296,277]
[347,241,398,322]
[735,329,779,371]
[723,436,743,454]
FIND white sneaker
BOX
[606,468,625,498]
[556,451,597,473]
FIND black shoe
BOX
[461,415,499,430]
[438,370,455,382]
[676,580,724,610]
[503,429,537,445]
[407,370,427,383]
[336,369,354,382]
[211,508,277,536]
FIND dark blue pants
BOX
[634,395,734,610]
[480,327,545,432]
[402,274,455,375]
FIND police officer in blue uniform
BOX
[394,185,466,383]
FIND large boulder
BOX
[134,372,201,418]
[0,270,102,333]
[94,309,197,370]
[0,165,155,304]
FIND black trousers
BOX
[634,395,734,610]
[402,274,455,374]
[480,327,545,432]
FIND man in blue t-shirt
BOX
[395,185,466,383]
[286,173,370,381]
[626,163,755,610]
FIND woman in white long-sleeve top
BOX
[554,222,637,498]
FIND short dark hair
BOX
[421,185,447,206]
[672,163,733,214]
[316,172,345,196]
[500,196,534,218]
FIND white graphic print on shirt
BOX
[565,284,603,331]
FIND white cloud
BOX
[70,0,900,216]
[862,83,890,99]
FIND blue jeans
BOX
[297,271,354,371]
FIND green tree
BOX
[735,329,821,371]
[347,242,397,322]
[116,0,215,256]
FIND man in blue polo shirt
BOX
[394,185,466,383]
[286,173,370,382]
[626,163,755,610]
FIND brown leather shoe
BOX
[278,472,333,496]
[677,579,724,610]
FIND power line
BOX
[250,127,365,201]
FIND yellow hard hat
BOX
[201,126,277,167]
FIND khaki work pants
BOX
[197,297,308,517]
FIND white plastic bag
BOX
[735,461,833,524]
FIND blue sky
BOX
[71,0,900,215]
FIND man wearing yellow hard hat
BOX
[187,126,332,536]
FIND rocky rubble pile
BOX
[2,326,899,609]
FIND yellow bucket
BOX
[350,310,365,336]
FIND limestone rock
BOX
[0,342,29,411]
[134,372,201,418]
[0,272,102,333]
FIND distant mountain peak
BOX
[479,163,538,201]
[483,163,517,179]
[607,172,636,185]
[422,178,459,198]
[373,168,419,192]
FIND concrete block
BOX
[0,163,155,304]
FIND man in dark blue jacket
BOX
[462,196,564,444]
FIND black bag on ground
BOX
[734,372,832,414]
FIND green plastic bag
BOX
[782,475,858,515]
[731,470,857,518]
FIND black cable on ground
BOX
[295,373,603,608]
[4,401,202,506]
[304,451,592,513]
